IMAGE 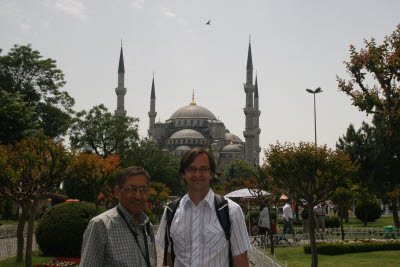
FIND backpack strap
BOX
[163,197,182,266]
[214,194,233,267]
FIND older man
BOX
[156,147,250,267]
[80,166,157,267]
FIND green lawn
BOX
[0,220,19,225]
[0,252,53,267]
[267,246,400,267]
[342,216,395,228]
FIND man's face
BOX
[114,174,149,217]
[181,153,213,194]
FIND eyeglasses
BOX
[121,185,150,194]
[186,167,210,175]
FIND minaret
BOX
[254,74,261,165]
[243,37,257,166]
[115,42,127,117]
[148,74,157,137]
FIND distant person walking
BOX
[314,203,326,236]
[282,201,295,237]
[301,203,309,236]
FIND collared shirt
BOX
[156,189,250,267]
[282,203,293,220]
[80,203,157,267]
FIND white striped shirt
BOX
[156,189,250,267]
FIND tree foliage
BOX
[221,159,258,181]
[264,141,358,267]
[124,139,185,196]
[337,24,400,229]
[0,134,72,266]
[0,90,38,145]
[69,104,139,159]
[331,187,354,240]
[0,44,75,140]
[149,182,171,219]
[71,152,121,214]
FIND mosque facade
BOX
[114,41,261,169]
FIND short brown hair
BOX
[118,166,150,187]
[179,147,216,175]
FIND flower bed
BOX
[304,239,400,255]
[34,257,80,267]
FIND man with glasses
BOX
[81,166,157,267]
[156,147,250,267]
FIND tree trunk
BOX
[308,205,318,267]
[25,204,36,267]
[344,204,349,223]
[268,204,274,255]
[16,206,26,263]
[340,216,345,241]
[392,197,400,230]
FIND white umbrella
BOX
[225,188,271,199]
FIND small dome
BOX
[222,144,242,153]
[169,104,217,120]
[224,133,243,143]
[170,129,205,139]
[213,120,225,125]
[175,145,192,152]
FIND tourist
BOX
[80,166,157,267]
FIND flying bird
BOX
[206,20,211,25]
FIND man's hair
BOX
[118,166,150,187]
[179,147,216,175]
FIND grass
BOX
[267,245,400,267]
[0,251,53,267]
[342,216,396,228]
[0,219,19,225]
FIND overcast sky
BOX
[1,0,399,162]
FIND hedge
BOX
[304,241,400,255]
[36,202,106,257]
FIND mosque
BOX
[114,41,261,169]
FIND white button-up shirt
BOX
[156,189,250,267]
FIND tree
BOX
[221,159,258,181]
[69,104,139,159]
[123,139,185,196]
[265,141,358,267]
[0,44,75,140]
[0,134,72,266]
[71,152,121,214]
[331,187,354,240]
[337,24,400,229]
[0,90,38,144]
[149,182,171,220]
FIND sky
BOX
[1,0,399,162]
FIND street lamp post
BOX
[306,87,323,148]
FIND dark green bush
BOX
[355,196,382,222]
[36,202,106,257]
[245,210,260,224]
[304,241,400,255]
[325,215,340,228]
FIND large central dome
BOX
[169,104,217,120]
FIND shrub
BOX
[144,207,156,224]
[36,202,106,257]
[325,215,340,228]
[304,241,400,255]
[245,210,260,224]
[355,196,382,222]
